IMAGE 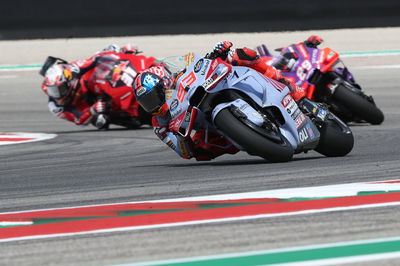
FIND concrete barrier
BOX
[1,0,400,40]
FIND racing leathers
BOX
[255,35,325,101]
[45,45,158,129]
[224,42,306,101]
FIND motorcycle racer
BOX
[40,44,158,129]
[256,35,324,101]
[133,42,302,161]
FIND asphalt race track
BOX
[1,28,400,265]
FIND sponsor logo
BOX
[298,127,309,142]
[194,59,204,73]
[281,94,293,107]
[294,113,306,128]
[170,99,179,111]
[285,99,298,119]
[202,76,215,90]
[290,108,301,120]
[165,89,174,100]
[200,60,210,75]
[169,112,185,129]
[184,111,191,122]
[317,108,327,120]
[306,123,315,138]
[136,87,147,97]
[211,60,218,70]
[170,107,183,119]
[166,140,176,150]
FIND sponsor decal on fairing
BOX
[298,126,309,143]
[193,59,204,73]
[170,99,179,111]
[200,59,211,75]
[294,113,306,128]
[165,89,174,100]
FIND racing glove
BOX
[304,35,324,48]
[278,78,305,99]
[279,78,307,101]
[228,47,259,66]
[272,52,298,72]
[206,41,233,60]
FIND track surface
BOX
[1,28,400,265]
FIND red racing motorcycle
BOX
[40,55,154,129]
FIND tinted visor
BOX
[138,82,165,113]
[47,83,69,99]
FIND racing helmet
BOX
[41,64,75,106]
[134,67,170,113]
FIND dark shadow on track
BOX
[52,127,152,134]
[159,155,325,167]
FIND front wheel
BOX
[214,108,294,162]
[333,84,384,125]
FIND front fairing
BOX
[165,53,215,134]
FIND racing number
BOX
[177,72,196,102]
[150,66,166,77]
[296,60,312,81]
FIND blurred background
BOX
[1,0,400,40]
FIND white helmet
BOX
[41,64,74,106]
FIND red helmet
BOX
[41,64,75,106]
[134,66,171,113]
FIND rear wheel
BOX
[214,108,294,162]
[333,84,384,125]
[315,117,354,157]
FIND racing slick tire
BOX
[315,118,354,157]
[214,108,294,162]
[333,84,384,125]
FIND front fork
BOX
[298,97,351,133]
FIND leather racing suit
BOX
[45,45,158,129]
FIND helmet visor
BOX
[137,82,165,113]
[47,83,69,99]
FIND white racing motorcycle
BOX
[163,53,354,162]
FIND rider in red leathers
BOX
[40,44,158,129]
[133,42,302,161]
